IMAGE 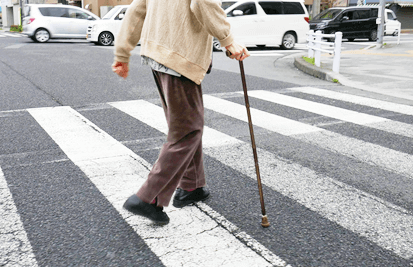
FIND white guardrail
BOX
[307,30,343,73]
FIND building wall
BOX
[397,6,413,29]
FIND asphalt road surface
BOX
[1,33,413,267]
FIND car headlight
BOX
[315,22,328,29]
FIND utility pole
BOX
[312,0,321,19]
[376,0,385,46]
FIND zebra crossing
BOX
[0,32,26,38]
[1,86,413,266]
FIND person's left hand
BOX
[112,61,129,79]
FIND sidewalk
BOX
[294,35,413,102]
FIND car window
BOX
[387,11,395,20]
[39,7,69,17]
[283,2,305,14]
[115,8,127,20]
[371,8,378,18]
[313,9,341,20]
[227,2,257,17]
[221,1,237,11]
[259,1,282,15]
[68,9,91,20]
[340,11,358,20]
[102,6,122,20]
[355,10,370,19]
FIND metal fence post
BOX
[332,32,342,73]
[314,31,322,67]
[397,23,401,45]
[308,30,314,58]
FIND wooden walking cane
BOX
[226,51,269,228]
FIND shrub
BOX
[10,25,23,32]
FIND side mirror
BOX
[118,13,125,20]
[87,16,94,20]
[341,16,349,21]
[233,10,244,16]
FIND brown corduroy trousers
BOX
[136,70,206,207]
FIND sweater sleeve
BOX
[114,0,147,63]
[190,0,234,48]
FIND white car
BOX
[215,0,310,50]
[22,4,100,43]
[385,9,401,36]
[87,5,128,46]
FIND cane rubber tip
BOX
[261,215,270,228]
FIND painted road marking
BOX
[5,44,26,49]
[203,95,321,136]
[109,100,243,148]
[0,167,39,267]
[288,86,413,116]
[28,106,286,267]
[245,90,388,125]
[245,90,413,139]
[111,100,413,260]
[203,94,413,179]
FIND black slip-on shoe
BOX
[172,187,210,208]
[123,194,170,225]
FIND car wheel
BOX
[34,28,50,43]
[213,40,221,51]
[369,29,377,41]
[347,38,355,42]
[98,32,114,46]
[281,32,295,50]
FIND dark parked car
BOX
[309,6,400,42]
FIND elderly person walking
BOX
[112,0,249,224]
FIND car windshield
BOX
[102,6,122,20]
[221,1,236,11]
[313,9,341,20]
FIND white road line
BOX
[250,53,283,57]
[245,90,413,139]
[0,167,39,267]
[289,87,413,116]
[111,100,413,259]
[5,44,26,49]
[205,142,413,260]
[28,106,286,267]
[203,95,321,136]
[246,90,388,125]
[109,100,243,148]
[203,95,413,179]
[2,33,23,37]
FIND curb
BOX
[293,55,340,83]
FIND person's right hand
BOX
[225,41,250,61]
[112,61,129,79]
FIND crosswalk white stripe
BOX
[245,90,388,125]
[109,100,243,148]
[246,89,413,140]
[0,167,39,267]
[2,33,23,37]
[111,99,413,259]
[204,95,413,178]
[289,87,413,117]
[205,143,413,260]
[203,95,321,136]
[27,106,286,267]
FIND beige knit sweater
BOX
[114,0,234,85]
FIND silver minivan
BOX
[22,4,100,43]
